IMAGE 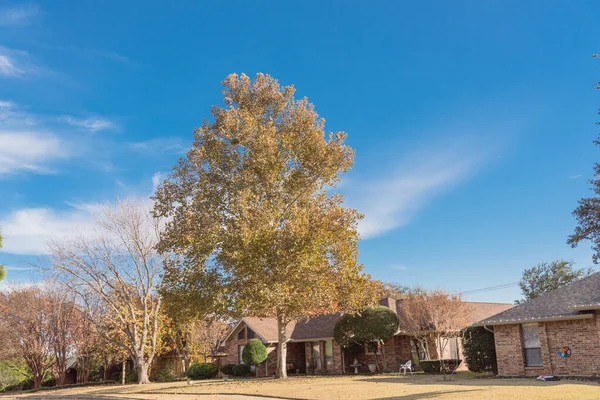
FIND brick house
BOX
[221,298,511,376]
[476,272,600,377]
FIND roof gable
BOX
[477,272,600,325]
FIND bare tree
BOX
[0,286,56,389]
[46,200,168,384]
[190,319,230,362]
[47,290,79,386]
[398,290,471,381]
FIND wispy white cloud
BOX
[0,54,24,77]
[390,265,408,271]
[346,140,490,240]
[0,4,39,27]
[0,177,157,255]
[4,265,35,271]
[0,131,69,174]
[0,101,70,175]
[0,46,42,78]
[60,115,117,133]
[569,174,582,180]
[129,137,188,155]
[0,203,102,255]
[152,171,168,191]
[0,101,123,175]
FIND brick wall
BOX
[349,335,412,373]
[494,324,525,376]
[494,316,600,376]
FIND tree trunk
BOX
[136,360,150,384]
[380,340,387,373]
[32,374,42,389]
[372,343,380,373]
[121,360,126,385]
[275,311,288,379]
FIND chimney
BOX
[379,297,398,314]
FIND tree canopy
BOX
[334,306,399,372]
[153,73,380,378]
[517,261,593,302]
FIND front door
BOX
[312,342,322,372]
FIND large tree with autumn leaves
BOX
[153,73,380,378]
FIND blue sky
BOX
[1,1,600,303]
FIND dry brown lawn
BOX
[3,373,600,400]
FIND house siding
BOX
[494,315,600,376]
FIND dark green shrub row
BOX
[219,364,236,376]
[420,359,462,374]
[232,364,251,377]
[462,326,498,374]
[186,363,218,380]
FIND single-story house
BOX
[221,297,512,376]
[476,272,600,377]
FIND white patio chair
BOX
[399,360,413,376]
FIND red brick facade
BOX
[494,315,600,376]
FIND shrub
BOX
[420,359,462,374]
[462,326,498,374]
[219,364,236,376]
[186,363,218,380]
[153,366,176,382]
[420,360,441,373]
[242,339,267,368]
[232,364,251,377]
[109,370,138,383]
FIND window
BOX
[237,327,246,340]
[365,341,382,355]
[324,340,333,370]
[521,324,542,367]
[238,344,245,364]
[247,328,256,339]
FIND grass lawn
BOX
[4,373,600,400]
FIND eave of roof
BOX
[570,303,600,311]
[473,313,594,326]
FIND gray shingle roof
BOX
[476,272,600,326]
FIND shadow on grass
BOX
[372,389,481,399]
[357,374,598,388]
[16,396,140,400]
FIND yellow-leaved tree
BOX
[153,73,380,378]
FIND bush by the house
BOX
[109,370,138,384]
[420,359,462,374]
[219,364,236,376]
[420,360,441,373]
[232,364,251,377]
[462,326,498,374]
[242,339,268,368]
[153,366,176,382]
[186,363,218,380]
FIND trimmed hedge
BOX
[186,363,218,380]
[420,359,462,374]
[242,339,267,367]
[232,364,251,377]
[219,364,236,376]
[462,326,498,374]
